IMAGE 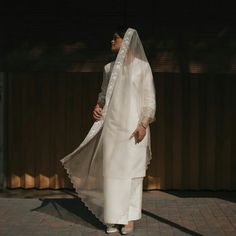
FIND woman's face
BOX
[111,33,123,53]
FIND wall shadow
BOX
[142,209,203,236]
[161,190,236,204]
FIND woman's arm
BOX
[139,63,156,128]
[97,67,109,108]
[132,63,156,143]
[93,66,110,120]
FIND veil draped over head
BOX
[60,28,156,223]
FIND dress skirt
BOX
[103,177,143,224]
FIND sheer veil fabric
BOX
[60,28,156,224]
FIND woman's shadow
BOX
[30,190,105,230]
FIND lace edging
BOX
[61,160,105,224]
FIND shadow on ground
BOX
[162,190,236,204]
[30,196,204,236]
[142,209,203,236]
[30,197,105,230]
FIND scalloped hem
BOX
[61,160,151,226]
[60,144,152,225]
[61,162,105,225]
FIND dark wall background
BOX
[5,72,236,190]
[1,1,236,73]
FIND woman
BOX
[60,27,156,234]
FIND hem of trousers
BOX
[104,215,142,225]
[103,176,143,225]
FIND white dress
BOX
[98,60,148,224]
[60,28,156,225]
[100,59,151,179]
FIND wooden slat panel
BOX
[230,78,236,188]
[21,74,35,188]
[164,75,173,189]
[215,77,226,189]
[154,75,166,189]
[171,75,183,189]
[50,74,67,188]
[215,77,232,189]
[63,74,82,188]
[188,76,200,189]
[198,76,207,189]
[7,74,22,188]
[6,72,236,190]
[222,77,232,189]
[34,74,51,188]
[204,76,217,189]
[182,76,191,189]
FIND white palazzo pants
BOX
[103,177,143,224]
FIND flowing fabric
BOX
[60,28,156,224]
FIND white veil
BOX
[60,28,156,223]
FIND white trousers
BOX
[103,177,143,224]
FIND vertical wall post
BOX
[0,72,6,190]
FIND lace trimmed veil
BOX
[60,28,156,223]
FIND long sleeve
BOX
[139,63,156,126]
[97,67,109,107]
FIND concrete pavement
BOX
[0,189,236,236]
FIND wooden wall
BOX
[6,72,236,190]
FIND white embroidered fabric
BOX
[60,28,156,224]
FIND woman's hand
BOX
[93,104,103,121]
[131,125,147,144]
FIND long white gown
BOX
[60,28,156,225]
[99,60,149,224]
[101,58,153,179]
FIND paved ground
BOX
[0,189,236,236]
